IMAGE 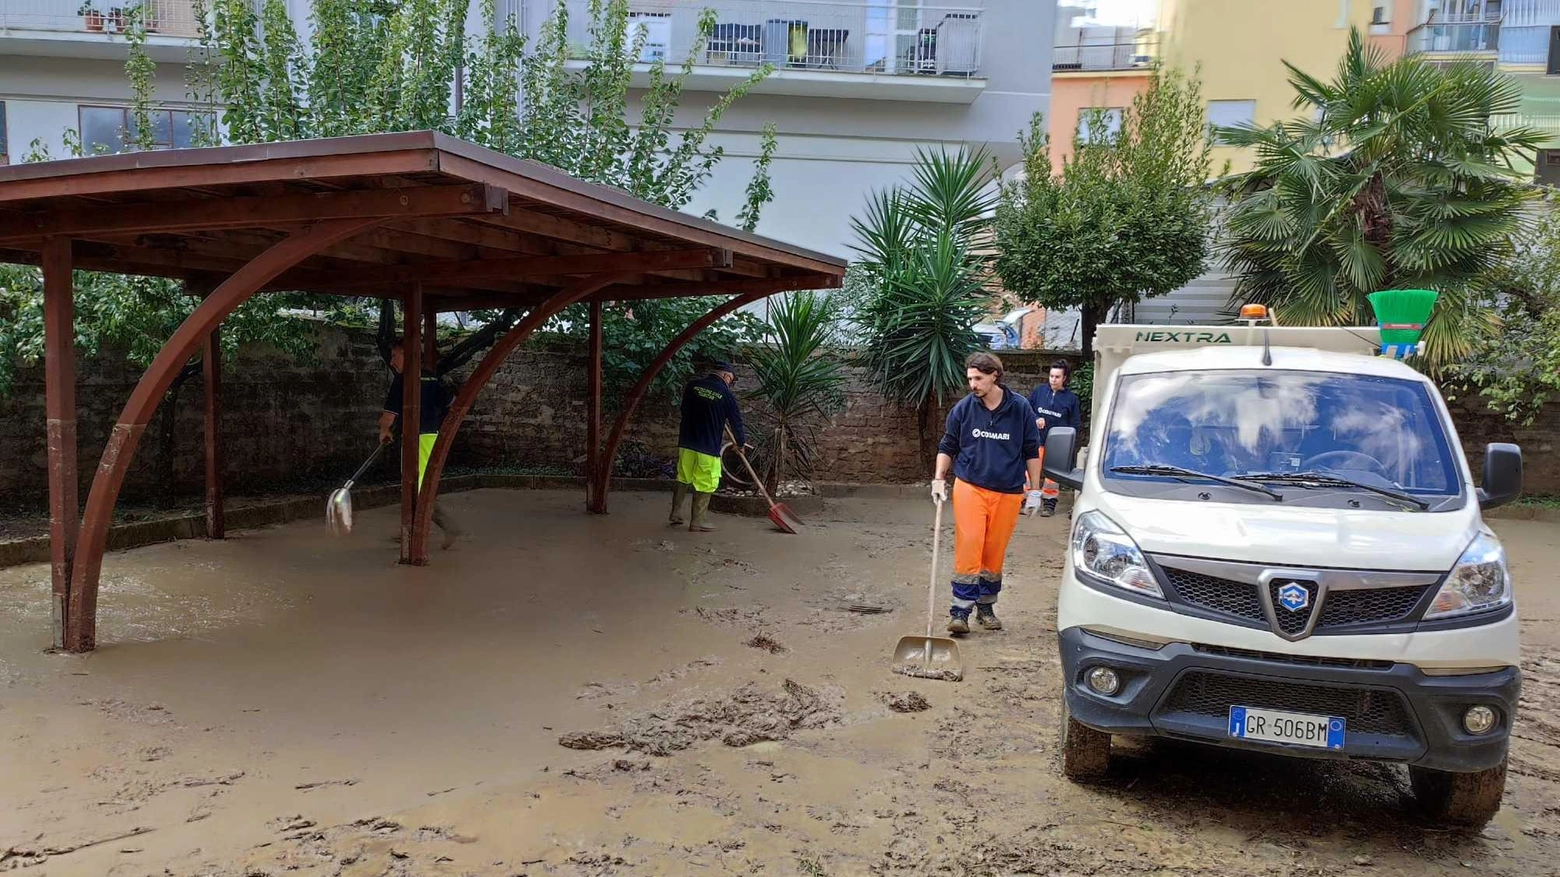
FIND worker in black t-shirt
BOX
[378,338,462,548]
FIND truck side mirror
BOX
[1042,427,1085,491]
[1477,443,1522,510]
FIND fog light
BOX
[1463,705,1498,736]
[1086,666,1121,696]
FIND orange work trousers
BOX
[950,478,1023,611]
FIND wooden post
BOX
[42,237,77,651]
[202,324,225,539]
[586,298,603,509]
[400,284,423,564]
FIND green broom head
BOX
[1368,289,1438,358]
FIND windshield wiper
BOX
[1234,471,1430,510]
[1110,465,1283,501]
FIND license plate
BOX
[1228,706,1345,750]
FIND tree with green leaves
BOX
[742,290,846,492]
[1217,28,1543,366]
[994,66,1214,359]
[848,147,997,452]
[1449,202,1560,424]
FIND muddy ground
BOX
[0,489,1556,876]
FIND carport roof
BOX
[0,130,846,308]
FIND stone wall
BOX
[3,327,1557,505]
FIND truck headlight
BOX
[1071,510,1163,598]
[1425,532,1512,620]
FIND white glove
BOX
[1022,490,1044,516]
[931,479,948,504]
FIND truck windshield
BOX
[1101,370,1460,501]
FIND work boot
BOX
[669,482,689,526]
[689,492,716,532]
[976,604,1003,630]
[432,503,462,549]
[1040,497,1057,518]
[947,609,971,636]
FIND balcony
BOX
[557,0,986,103]
[0,0,202,60]
[1407,14,1501,55]
[1052,25,1155,73]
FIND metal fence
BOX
[1407,16,1501,54]
[556,0,984,77]
[0,0,202,38]
[1051,40,1153,71]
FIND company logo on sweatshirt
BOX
[971,428,1011,441]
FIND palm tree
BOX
[849,146,996,454]
[1218,27,1544,365]
[744,290,847,493]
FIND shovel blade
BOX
[891,635,963,681]
[768,503,802,534]
[326,489,353,536]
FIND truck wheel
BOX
[1409,760,1507,831]
[1060,699,1112,782]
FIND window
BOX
[626,12,671,62]
[79,105,208,154]
[1078,107,1123,142]
[1372,5,1389,23]
[1206,99,1257,135]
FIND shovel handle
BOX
[343,440,390,490]
[724,425,778,508]
[927,496,943,639]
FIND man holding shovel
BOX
[932,353,1042,635]
[378,338,462,549]
[670,359,746,533]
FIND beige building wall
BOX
[1158,0,1373,173]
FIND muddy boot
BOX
[976,604,1003,630]
[669,481,689,526]
[432,503,462,549]
[947,608,971,636]
[689,492,716,533]
[1040,497,1057,518]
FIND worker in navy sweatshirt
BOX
[670,359,746,532]
[932,352,1043,635]
[1027,358,1083,517]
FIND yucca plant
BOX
[744,290,847,493]
[849,147,996,456]
[1218,27,1545,367]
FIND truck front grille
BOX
[1159,563,1434,638]
[1159,671,1415,737]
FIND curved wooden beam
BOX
[64,218,384,652]
[587,290,769,515]
[407,276,624,564]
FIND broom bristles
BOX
[1368,289,1438,347]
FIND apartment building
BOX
[534,0,1055,257]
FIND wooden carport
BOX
[0,131,846,653]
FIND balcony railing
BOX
[1407,14,1501,54]
[1052,40,1155,72]
[559,0,984,78]
[0,0,202,38]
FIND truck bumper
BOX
[1060,627,1520,772]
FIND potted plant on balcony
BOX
[78,1,105,32]
[107,5,125,32]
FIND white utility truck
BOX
[1040,307,1523,830]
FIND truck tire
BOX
[1409,759,1507,831]
[1060,699,1112,782]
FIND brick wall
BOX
[3,328,1556,504]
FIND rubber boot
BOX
[432,503,462,549]
[669,481,690,526]
[689,492,716,532]
[1040,497,1057,518]
[976,604,1003,630]
[947,608,971,635]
